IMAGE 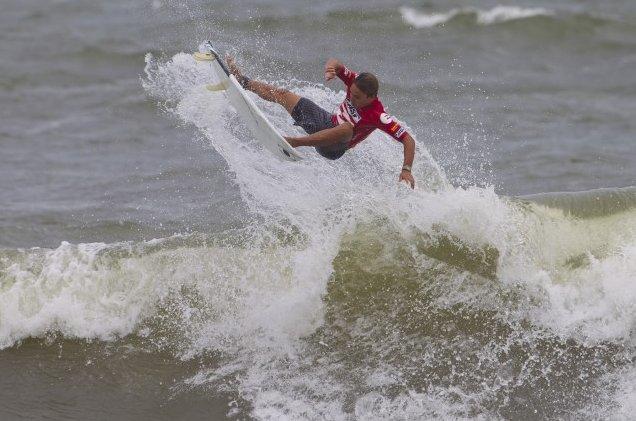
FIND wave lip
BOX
[399,5,553,28]
[518,186,636,219]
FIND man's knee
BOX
[276,90,301,113]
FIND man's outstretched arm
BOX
[399,134,416,189]
[324,58,343,81]
[324,59,357,86]
[285,123,353,148]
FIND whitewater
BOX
[1,48,634,419]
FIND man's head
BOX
[350,72,379,108]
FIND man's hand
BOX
[325,66,336,81]
[400,134,416,189]
[399,170,415,189]
[324,58,342,81]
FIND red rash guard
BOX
[331,65,409,148]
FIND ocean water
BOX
[1,0,635,419]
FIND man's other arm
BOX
[324,58,357,86]
[285,123,353,148]
[324,58,342,81]
[399,133,416,189]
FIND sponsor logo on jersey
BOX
[395,127,405,138]
[380,113,394,125]
[389,123,399,133]
[344,99,361,123]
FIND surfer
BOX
[227,57,416,188]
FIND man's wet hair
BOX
[354,73,379,98]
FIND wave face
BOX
[1,51,634,419]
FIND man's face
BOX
[350,83,374,109]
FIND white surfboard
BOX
[193,42,303,162]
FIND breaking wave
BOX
[1,50,634,419]
[399,5,554,28]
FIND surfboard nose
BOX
[198,41,220,58]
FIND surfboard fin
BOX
[206,82,227,91]
[193,51,216,62]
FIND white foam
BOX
[0,241,158,348]
[477,5,553,25]
[528,242,636,343]
[399,7,462,28]
[400,5,553,28]
[612,365,636,418]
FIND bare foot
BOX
[226,56,243,79]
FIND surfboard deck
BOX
[193,43,303,162]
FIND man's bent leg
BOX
[245,80,301,115]
[226,57,350,161]
[227,57,300,114]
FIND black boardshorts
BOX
[290,97,348,160]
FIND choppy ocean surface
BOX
[1,0,635,419]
